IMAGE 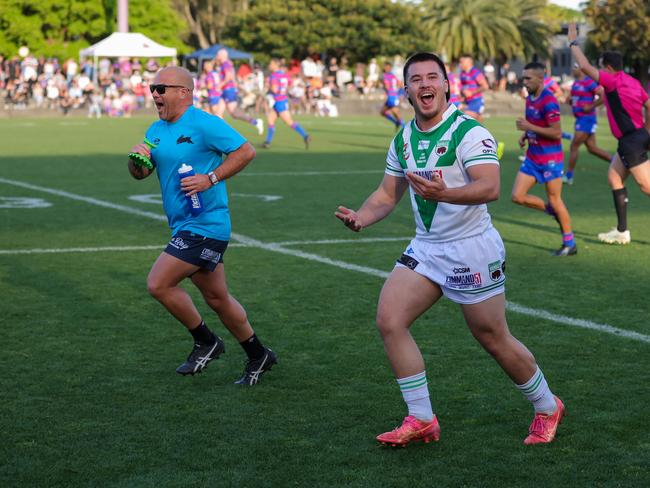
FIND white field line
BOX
[1,177,648,345]
[0,237,410,255]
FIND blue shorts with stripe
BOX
[273,99,289,113]
[223,88,238,103]
[384,96,399,108]
[465,98,484,114]
[575,115,597,135]
[519,158,564,184]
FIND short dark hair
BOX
[403,52,450,102]
[523,61,546,72]
[600,51,623,71]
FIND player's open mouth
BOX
[419,91,435,106]
[155,101,164,110]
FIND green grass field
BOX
[1,111,649,487]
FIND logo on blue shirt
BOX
[177,135,194,145]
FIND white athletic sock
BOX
[516,366,557,414]
[397,371,434,422]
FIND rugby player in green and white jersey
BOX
[335,52,564,447]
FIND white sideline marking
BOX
[0,245,165,255]
[0,237,409,255]
[506,302,650,344]
[1,177,648,345]
[0,243,249,255]
[230,192,283,202]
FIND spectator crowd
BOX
[2,49,611,118]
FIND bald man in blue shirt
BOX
[128,67,276,385]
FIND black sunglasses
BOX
[149,84,188,95]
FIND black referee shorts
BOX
[618,127,650,168]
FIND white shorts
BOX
[394,226,506,304]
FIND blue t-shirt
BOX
[146,106,246,240]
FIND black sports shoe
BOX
[176,337,225,376]
[262,142,271,149]
[552,244,577,257]
[234,348,277,386]
[303,135,311,150]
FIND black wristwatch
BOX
[569,40,579,47]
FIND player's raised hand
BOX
[335,206,363,232]
[405,171,446,201]
[567,23,578,44]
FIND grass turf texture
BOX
[1,113,649,487]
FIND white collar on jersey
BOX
[413,103,456,133]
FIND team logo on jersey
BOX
[481,139,496,149]
[177,135,194,145]
[488,260,503,282]
[434,139,449,156]
[417,140,430,151]
[152,137,160,145]
[403,142,410,161]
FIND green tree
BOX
[0,0,105,59]
[172,0,249,49]
[583,0,650,83]
[223,0,429,64]
[0,0,188,59]
[128,0,189,53]
[422,0,551,62]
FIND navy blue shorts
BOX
[164,231,227,272]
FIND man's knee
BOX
[511,192,525,205]
[473,324,508,355]
[147,276,166,300]
[376,309,405,338]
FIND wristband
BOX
[569,40,579,47]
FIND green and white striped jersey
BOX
[386,105,499,242]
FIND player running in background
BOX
[380,62,404,129]
[214,49,264,135]
[564,63,611,185]
[569,23,650,245]
[459,54,489,122]
[512,62,577,256]
[202,60,222,117]
[336,52,564,447]
[127,66,276,385]
[446,62,462,109]
[263,58,311,149]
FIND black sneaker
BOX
[176,337,225,376]
[234,348,277,386]
[262,142,271,149]
[303,135,311,150]
[552,244,577,257]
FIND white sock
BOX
[397,371,434,422]
[516,366,557,414]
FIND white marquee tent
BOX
[79,32,177,81]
